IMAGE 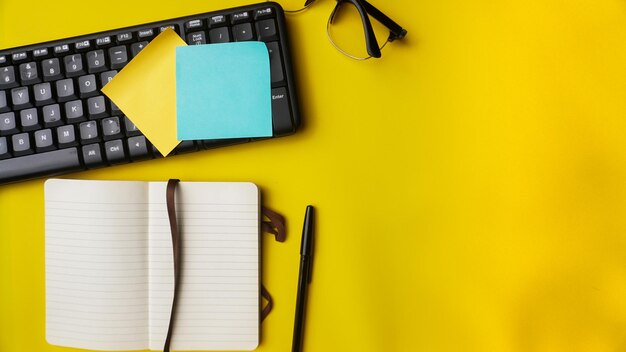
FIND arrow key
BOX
[127,135,150,161]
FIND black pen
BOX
[292,205,314,352]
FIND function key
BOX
[12,52,28,63]
[54,44,71,56]
[231,11,250,24]
[255,7,274,19]
[33,48,49,58]
[116,32,133,43]
[75,40,92,52]
[96,36,112,47]
[185,19,203,31]
[209,15,227,27]
[159,24,179,33]
[137,28,155,40]
[0,55,8,65]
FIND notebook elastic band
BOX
[261,206,286,242]
[164,179,181,352]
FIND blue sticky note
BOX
[176,42,272,140]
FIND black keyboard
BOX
[0,2,300,184]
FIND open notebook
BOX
[44,179,260,351]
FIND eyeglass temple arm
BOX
[360,0,407,41]
[331,0,381,58]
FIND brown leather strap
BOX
[261,206,286,242]
[164,179,181,352]
[260,284,273,322]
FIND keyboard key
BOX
[104,139,126,164]
[12,133,32,156]
[231,11,250,24]
[0,56,7,65]
[64,54,86,77]
[109,46,128,70]
[174,140,197,154]
[42,104,62,127]
[130,42,149,58]
[209,15,227,27]
[256,19,278,41]
[100,70,117,87]
[0,112,17,135]
[79,121,99,142]
[159,24,179,33]
[56,78,76,102]
[127,135,150,161]
[96,36,112,47]
[54,44,70,56]
[34,82,54,106]
[42,58,63,81]
[110,100,121,115]
[0,66,18,90]
[20,108,40,131]
[12,52,28,63]
[271,87,293,135]
[34,129,55,152]
[233,23,254,42]
[255,7,274,19]
[86,50,107,73]
[209,27,230,43]
[266,42,284,84]
[187,32,207,45]
[82,143,104,167]
[0,91,8,112]
[19,62,40,85]
[33,48,49,58]
[87,96,107,118]
[116,32,133,43]
[185,19,203,30]
[78,74,98,98]
[0,136,9,159]
[65,100,85,122]
[137,28,155,39]
[124,116,140,136]
[102,117,121,140]
[57,125,77,147]
[75,40,92,52]
[11,87,31,110]
[0,147,82,183]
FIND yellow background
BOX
[1,0,626,351]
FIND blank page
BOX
[147,182,259,351]
[45,179,149,351]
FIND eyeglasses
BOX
[271,0,407,60]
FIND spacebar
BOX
[0,148,82,184]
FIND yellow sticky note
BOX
[102,28,187,156]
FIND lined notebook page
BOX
[147,182,260,351]
[45,179,149,351]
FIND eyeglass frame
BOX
[277,0,408,59]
